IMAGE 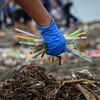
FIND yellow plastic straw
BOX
[16,35,43,42]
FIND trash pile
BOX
[0,65,100,100]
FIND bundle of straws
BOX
[15,28,92,65]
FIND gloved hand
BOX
[38,17,66,56]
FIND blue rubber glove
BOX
[38,17,66,56]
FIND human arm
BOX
[15,0,51,26]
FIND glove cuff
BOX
[37,17,57,32]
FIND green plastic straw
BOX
[66,49,92,63]
[68,29,82,37]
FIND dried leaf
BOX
[76,84,97,100]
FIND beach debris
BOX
[0,65,100,100]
